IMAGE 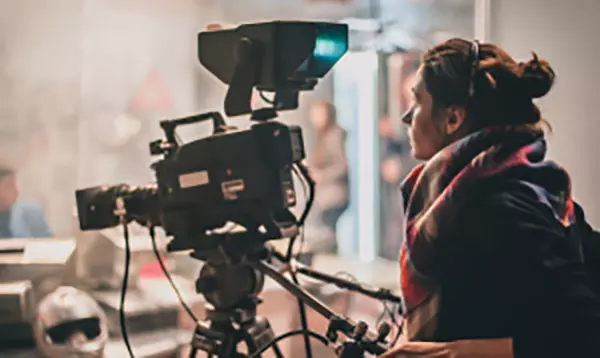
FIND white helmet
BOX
[34,286,109,358]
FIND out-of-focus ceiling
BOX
[217,0,475,47]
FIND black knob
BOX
[377,322,391,342]
[149,140,165,155]
[353,321,368,340]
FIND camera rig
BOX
[75,21,402,357]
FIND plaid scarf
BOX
[399,127,575,341]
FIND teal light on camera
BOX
[314,37,346,59]
[311,25,348,77]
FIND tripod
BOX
[177,229,398,358]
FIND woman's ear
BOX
[444,105,466,136]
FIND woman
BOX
[307,100,349,254]
[382,39,600,357]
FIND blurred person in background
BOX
[382,38,600,357]
[378,115,405,261]
[305,100,349,255]
[0,161,52,238]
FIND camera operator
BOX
[382,38,600,357]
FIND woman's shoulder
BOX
[458,179,571,251]
[471,180,565,227]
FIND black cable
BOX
[391,323,402,347]
[148,226,199,323]
[390,303,403,347]
[258,90,275,105]
[292,164,309,219]
[292,165,310,257]
[296,162,315,226]
[377,301,389,327]
[248,329,330,358]
[388,302,400,327]
[287,162,315,262]
[287,167,303,262]
[120,222,135,358]
[284,166,314,357]
[149,226,201,357]
[379,300,397,326]
[289,270,313,358]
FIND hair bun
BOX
[520,52,555,99]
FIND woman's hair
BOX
[421,38,555,129]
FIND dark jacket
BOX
[431,181,600,357]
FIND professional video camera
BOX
[75,21,401,358]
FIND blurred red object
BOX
[130,71,173,112]
[140,257,168,278]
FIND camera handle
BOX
[150,112,231,156]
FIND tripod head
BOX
[188,231,273,310]
[183,230,278,357]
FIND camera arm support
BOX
[269,249,402,305]
[249,259,391,357]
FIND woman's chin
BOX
[410,147,422,160]
[411,148,431,161]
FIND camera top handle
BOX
[149,111,230,157]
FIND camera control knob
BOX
[353,321,368,340]
[149,140,164,155]
[377,322,391,342]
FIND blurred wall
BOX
[489,0,600,226]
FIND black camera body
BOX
[75,20,348,251]
[76,114,306,248]
[154,120,305,242]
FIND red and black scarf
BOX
[399,126,575,340]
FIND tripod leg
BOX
[220,334,238,358]
[188,347,197,358]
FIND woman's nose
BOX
[401,107,414,125]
